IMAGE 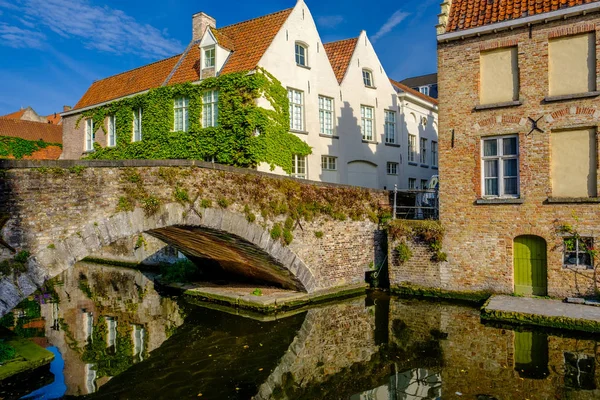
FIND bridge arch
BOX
[1,202,317,316]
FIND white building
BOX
[62,0,438,190]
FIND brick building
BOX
[437,0,600,298]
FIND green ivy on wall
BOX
[81,68,311,173]
[0,137,62,159]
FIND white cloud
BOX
[372,10,410,42]
[316,15,345,29]
[0,0,183,58]
[0,24,45,48]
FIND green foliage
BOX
[117,196,135,212]
[47,244,56,249]
[79,279,93,299]
[217,198,231,208]
[160,259,199,283]
[284,216,294,230]
[14,251,30,263]
[283,229,293,246]
[80,69,311,172]
[142,195,161,216]
[389,220,446,263]
[200,199,213,208]
[68,165,87,175]
[0,136,61,159]
[0,341,16,363]
[173,186,190,204]
[244,205,256,223]
[314,231,324,239]
[134,234,147,250]
[252,288,263,296]
[395,241,413,263]
[1,251,30,276]
[271,224,282,240]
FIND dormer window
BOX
[295,42,307,67]
[362,69,374,87]
[204,47,215,69]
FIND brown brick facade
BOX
[438,13,600,298]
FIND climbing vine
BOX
[80,68,311,173]
[388,220,447,263]
[0,137,61,159]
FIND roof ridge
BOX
[217,7,294,31]
[324,36,359,46]
[390,79,438,105]
[90,53,182,84]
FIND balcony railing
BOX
[392,188,439,220]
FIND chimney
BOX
[63,105,72,112]
[192,12,216,42]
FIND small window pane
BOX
[484,160,498,178]
[485,178,499,196]
[503,137,518,155]
[484,139,498,156]
[504,158,518,176]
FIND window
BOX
[288,89,304,131]
[85,119,94,152]
[482,135,519,197]
[291,154,307,179]
[408,134,417,162]
[295,43,307,66]
[431,141,438,167]
[174,97,189,132]
[564,237,594,269]
[551,129,597,197]
[321,156,337,171]
[360,105,374,141]
[384,110,396,144]
[319,96,334,135]
[549,33,596,96]
[387,162,398,175]
[408,178,416,189]
[420,138,427,164]
[419,86,430,96]
[202,90,218,128]
[204,47,215,68]
[107,115,116,147]
[480,47,519,104]
[564,353,596,390]
[362,69,373,87]
[421,180,428,190]
[133,108,142,142]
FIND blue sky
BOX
[0,0,439,116]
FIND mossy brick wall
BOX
[388,236,443,290]
[438,13,600,298]
[0,159,389,315]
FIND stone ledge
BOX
[474,100,522,111]
[390,283,491,304]
[475,198,525,205]
[546,197,600,204]
[319,134,339,139]
[544,91,600,103]
[384,143,401,148]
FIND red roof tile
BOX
[1,109,26,119]
[46,113,62,125]
[447,0,600,32]
[390,79,439,106]
[0,118,63,143]
[323,38,358,84]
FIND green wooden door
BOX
[514,331,549,379]
[514,236,547,296]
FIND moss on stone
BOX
[481,308,600,333]
[390,283,491,305]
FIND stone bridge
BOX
[0,160,388,316]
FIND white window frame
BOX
[295,42,308,67]
[288,88,304,131]
[204,47,215,69]
[107,115,116,147]
[481,135,520,198]
[387,162,398,175]
[408,178,416,189]
[318,95,334,135]
[85,119,94,152]
[419,86,430,96]
[132,108,142,142]
[362,69,374,87]
[321,156,337,171]
[291,154,307,179]
[420,138,428,164]
[408,134,417,162]
[361,105,374,141]
[174,96,189,132]
[384,110,397,144]
[202,90,219,128]
[431,141,438,167]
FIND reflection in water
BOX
[2,262,600,399]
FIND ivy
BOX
[81,68,311,173]
[0,136,61,159]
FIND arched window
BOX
[295,42,308,67]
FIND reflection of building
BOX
[132,325,146,362]
[351,368,442,400]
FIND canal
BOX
[0,262,599,399]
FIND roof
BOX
[0,118,63,143]
[323,37,358,84]
[72,7,294,111]
[446,0,600,33]
[389,79,439,106]
[399,73,437,89]
[46,113,61,125]
[1,109,26,119]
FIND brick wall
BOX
[438,13,600,298]
[388,235,442,289]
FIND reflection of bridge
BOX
[0,160,388,316]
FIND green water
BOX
[1,262,599,400]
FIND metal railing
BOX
[392,185,439,220]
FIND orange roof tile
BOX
[0,118,63,143]
[390,79,439,106]
[447,0,600,32]
[323,38,358,84]
[1,109,26,119]
[74,55,181,110]
[166,43,201,85]
[210,27,235,51]
[46,113,61,125]
[23,146,62,160]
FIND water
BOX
[1,262,599,399]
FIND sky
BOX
[0,0,440,116]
